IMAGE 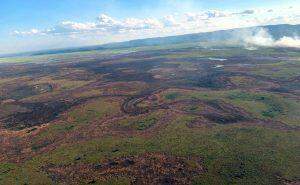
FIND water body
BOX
[208,57,227,61]
[213,65,224,68]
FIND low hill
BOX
[2,24,299,57]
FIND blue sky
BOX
[0,0,299,54]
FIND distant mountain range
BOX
[102,24,300,48]
[2,24,299,58]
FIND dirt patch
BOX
[42,153,205,185]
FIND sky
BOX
[0,0,299,54]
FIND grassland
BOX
[0,45,299,184]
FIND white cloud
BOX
[184,10,232,22]
[50,22,97,35]
[123,18,163,30]
[12,8,300,44]
[13,29,41,36]
[234,10,255,15]
[60,21,96,31]
[205,10,231,18]
[13,14,166,36]
[98,14,120,26]
[162,15,180,27]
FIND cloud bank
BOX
[14,7,299,37]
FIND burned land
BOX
[0,46,299,184]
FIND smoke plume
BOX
[240,28,300,48]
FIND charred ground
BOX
[0,46,299,184]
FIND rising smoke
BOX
[239,28,300,48]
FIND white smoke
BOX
[274,36,300,48]
[243,29,274,47]
[241,28,300,48]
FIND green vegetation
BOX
[67,98,120,125]
[117,112,160,130]
[165,92,182,100]
[163,89,299,124]
[251,60,300,80]
[227,91,285,118]
[118,116,157,130]
[0,43,299,184]
[31,98,120,143]
[2,115,299,184]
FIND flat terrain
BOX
[0,45,299,184]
